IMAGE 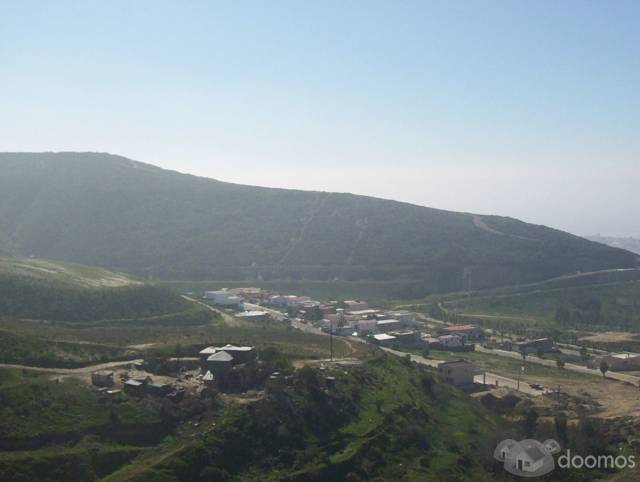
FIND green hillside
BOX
[0,152,637,296]
[0,256,138,288]
[106,355,509,482]
[0,256,210,324]
[442,280,640,331]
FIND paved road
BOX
[475,345,640,386]
[182,295,237,324]
[380,347,543,396]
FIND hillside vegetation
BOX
[0,152,637,295]
[442,280,640,331]
[0,256,138,288]
[0,368,169,482]
[0,256,210,324]
[107,355,508,482]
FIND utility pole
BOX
[330,318,334,361]
[517,365,524,391]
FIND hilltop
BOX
[0,152,637,296]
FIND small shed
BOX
[123,379,145,396]
[91,371,114,387]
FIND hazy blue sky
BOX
[2,1,638,236]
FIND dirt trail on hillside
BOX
[0,358,142,375]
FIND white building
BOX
[373,333,397,346]
[237,310,271,321]
[204,290,244,308]
[384,310,417,325]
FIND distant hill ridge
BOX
[0,152,637,294]
[587,235,640,256]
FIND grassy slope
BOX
[0,256,211,324]
[0,368,166,482]
[0,256,140,288]
[0,256,212,366]
[442,281,640,331]
[0,152,637,295]
[0,329,133,367]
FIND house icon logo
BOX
[494,438,561,477]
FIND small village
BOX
[89,287,640,419]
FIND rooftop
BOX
[443,324,478,332]
[237,310,269,317]
[207,351,234,362]
[376,319,401,325]
[220,344,254,352]
[148,382,169,389]
[346,309,379,315]
[611,353,640,359]
[373,333,396,341]
[199,346,218,355]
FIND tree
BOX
[536,348,544,359]
[554,413,568,445]
[401,353,412,367]
[555,306,571,323]
[520,349,528,363]
[555,359,565,369]
[579,347,589,361]
[599,360,609,378]
[200,467,231,482]
[422,346,430,358]
[522,408,539,437]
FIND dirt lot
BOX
[514,368,640,419]
[579,331,640,343]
